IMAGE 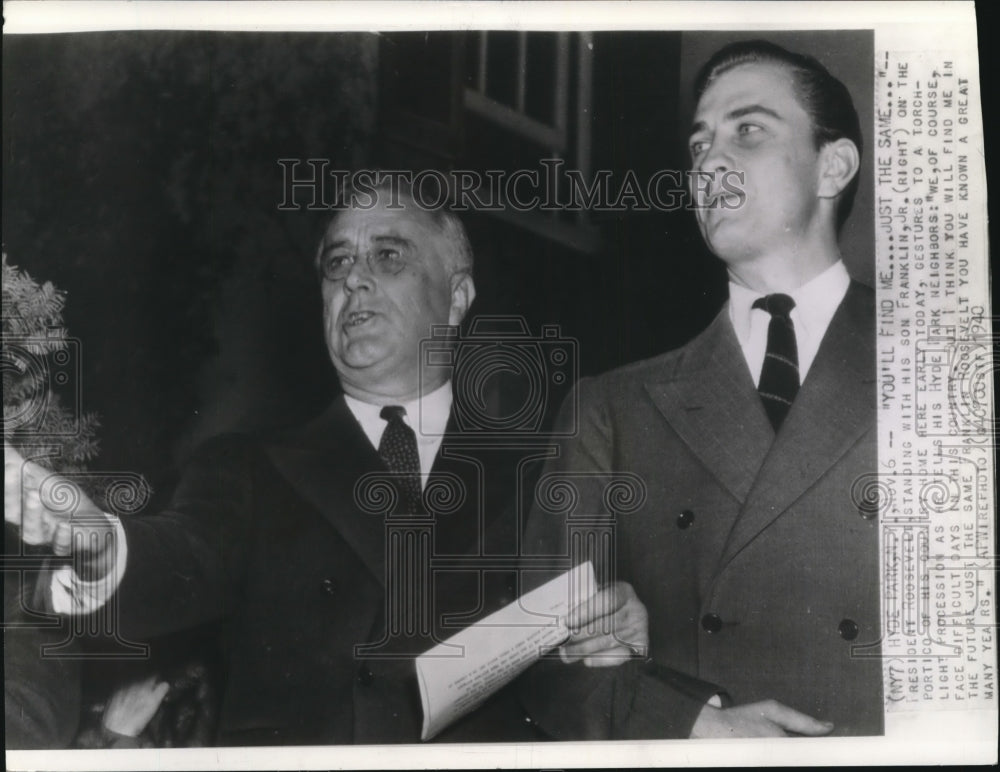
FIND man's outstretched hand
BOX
[560,580,649,667]
[4,444,115,580]
[690,699,835,738]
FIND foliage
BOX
[2,253,101,473]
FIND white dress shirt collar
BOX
[728,260,851,386]
[343,381,452,482]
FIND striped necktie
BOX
[752,293,800,431]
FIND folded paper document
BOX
[415,561,596,741]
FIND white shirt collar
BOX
[343,380,452,440]
[728,260,851,386]
[728,260,851,346]
[343,381,452,481]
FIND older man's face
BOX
[689,62,825,265]
[318,202,469,401]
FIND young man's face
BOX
[689,62,826,266]
[318,201,470,400]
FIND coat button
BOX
[701,613,723,633]
[838,618,859,641]
[677,509,695,529]
[320,578,337,596]
[357,665,375,686]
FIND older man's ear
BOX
[449,272,476,326]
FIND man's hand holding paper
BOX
[415,563,649,740]
[560,580,649,667]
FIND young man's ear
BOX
[448,272,476,327]
[817,138,861,199]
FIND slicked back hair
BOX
[694,40,863,230]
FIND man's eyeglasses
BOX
[318,246,408,282]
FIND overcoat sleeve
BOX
[113,434,259,640]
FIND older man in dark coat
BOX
[5,186,647,745]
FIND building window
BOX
[378,31,599,254]
[462,31,597,253]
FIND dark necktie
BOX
[378,405,423,515]
[752,293,800,431]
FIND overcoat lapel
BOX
[644,311,774,504]
[426,411,526,558]
[717,282,876,568]
[425,415,486,558]
[263,398,389,586]
[262,399,494,586]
